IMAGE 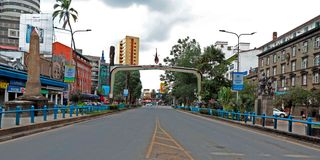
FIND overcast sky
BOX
[41,0,320,90]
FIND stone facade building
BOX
[257,15,320,116]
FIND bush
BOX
[200,108,209,115]
[109,104,118,110]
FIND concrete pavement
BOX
[0,106,319,160]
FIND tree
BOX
[161,37,201,105]
[196,45,231,101]
[113,71,142,104]
[53,0,78,49]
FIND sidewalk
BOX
[1,113,86,129]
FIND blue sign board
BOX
[102,85,110,96]
[8,85,24,93]
[10,80,25,87]
[123,89,128,97]
[232,71,247,91]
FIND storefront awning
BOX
[0,65,68,88]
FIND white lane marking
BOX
[176,110,320,152]
[211,152,244,156]
[283,154,313,158]
[259,153,271,157]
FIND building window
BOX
[313,72,319,84]
[315,37,320,49]
[273,54,277,63]
[281,51,286,61]
[261,58,264,67]
[302,41,308,53]
[292,46,296,57]
[291,61,296,71]
[273,67,277,76]
[281,64,285,74]
[281,78,285,88]
[266,68,270,77]
[229,64,235,70]
[302,74,307,86]
[301,57,308,69]
[314,54,320,66]
[291,77,295,86]
[266,57,270,65]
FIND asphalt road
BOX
[0,106,320,160]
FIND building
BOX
[84,55,101,94]
[117,36,139,65]
[19,13,53,56]
[0,0,40,47]
[257,15,320,115]
[52,42,92,95]
[215,41,260,80]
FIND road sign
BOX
[232,71,247,91]
[123,89,128,97]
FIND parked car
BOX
[145,103,153,107]
[273,108,287,118]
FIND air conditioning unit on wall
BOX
[8,29,19,38]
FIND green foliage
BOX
[109,104,118,110]
[113,71,142,104]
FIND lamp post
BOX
[53,27,91,103]
[219,30,256,106]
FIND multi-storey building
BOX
[117,35,139,65]
[84,55,101,94]
[53,42,92,95]
[0,0,40,47]
[215,41,260,80]
[258,15,320,93]
[257,15,320,117]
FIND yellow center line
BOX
[145,117,158,159]
[153,142,184,150]
[157,120,194,160]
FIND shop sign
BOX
[9,80,25,87]
[41,89,48,94]
[0,82,9,89]
[7,85,24,93]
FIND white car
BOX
[273,108,287,118]
[145,103,153,107]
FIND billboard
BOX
[19,14,53,55]
[160,82,166,94]
[232,71,247,91]
[64,65,76,83]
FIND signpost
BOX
[232,71,247,91]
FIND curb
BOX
[0,108,132,142]
[177,109,320,146]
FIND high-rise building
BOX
[0,0,41,47]
[117,35,139,65]
[84,55,101,94]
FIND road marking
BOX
[154,142,183,150]
[145,117,158,159]
[259,153,271,157]
[155,135,175,141]
[211,152,244,156]
[283,154,313,158]
[145,118,194,160]
[177,110,320,152]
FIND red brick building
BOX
[52,42,92,94]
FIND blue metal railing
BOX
[175,106,320,137]
[0,105,114,129]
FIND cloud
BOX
[99,0,193,42]
[99,0,173,12]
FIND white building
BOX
[215,41,261,80]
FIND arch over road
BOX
[109,65,202,101]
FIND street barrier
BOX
[175,106,320,137]
[0,105,112,129]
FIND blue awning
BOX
[0,65,68,88]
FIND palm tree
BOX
[53,0,78,50]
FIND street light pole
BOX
[53,27,91,103]
[219,30,256,107]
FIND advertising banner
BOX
[102,85,110,96]
[123,89,128,97]
[232,71,247,91]
[64,65,76,83]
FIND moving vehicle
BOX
[273,108,287,118]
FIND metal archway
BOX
[109,65,202,101]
